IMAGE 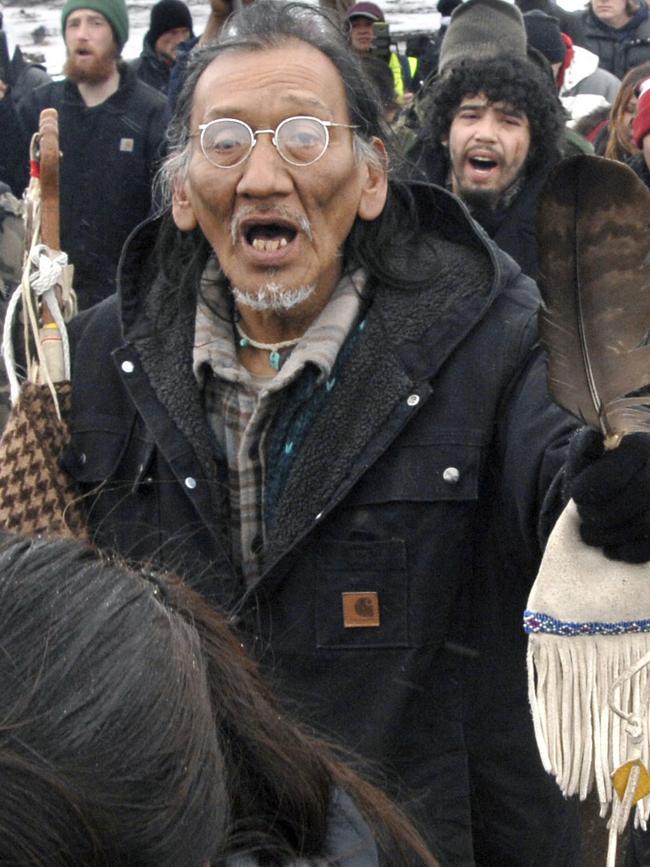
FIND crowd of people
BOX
[2,0,650,865]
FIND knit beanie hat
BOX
[438,0,527,75]
[437,0,462,18]
[633,78,650,147]
[148,0,193,45]
[61,0,129,50]
[524,10,567,64]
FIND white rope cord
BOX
[3,284,24,405]
[2,175,42,404]
[605,650,650,867]
[2,120,70,419]
[30,244,70,376]
[2,140,71,419]
[22,244,66,419]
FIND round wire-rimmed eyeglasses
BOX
[195,115,359,168]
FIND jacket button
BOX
[78,452,87,466]
[407,394,420,407]
[121,360,135,374]
[443,467,460,485]
[184,477,197,490]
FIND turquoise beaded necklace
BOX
[235,322,302,370]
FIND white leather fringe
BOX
[527,500,650,866]
[528,631,650,827]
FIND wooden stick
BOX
[37,108,60,325]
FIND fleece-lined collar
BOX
[113,182,517,568]
[121,184,513,375]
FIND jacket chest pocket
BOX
[315,537,409,649]
[315,438,481,650]
[345,438,481,505]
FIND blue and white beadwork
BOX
[524,610,650,636]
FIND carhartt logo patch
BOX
[119,138,134,152]
[342,591,380,628]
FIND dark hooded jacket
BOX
[572,1,650,79]
[129,33,173,94]
[3,46,49,104]
[0,64,166,309]
[0,46,47,194]
[64,183,579,867]
[405,142,551,279]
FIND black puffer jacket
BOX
[64,184,580,867]
[0,65,166,308]
[572,1,650,79]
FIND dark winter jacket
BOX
[0,96,27,200]
[0,47,47,193]
[404,143,551,278]
[129,34,172,94]
[3,46,49,104]
[628,151,650,186]
[572,1,650,79]
[64,184,580,867]
[627,815,650,866]
[0,64,166,309]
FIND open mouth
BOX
[469,156,498,172]
[243,222,298,253]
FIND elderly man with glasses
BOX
[63,2,650,864]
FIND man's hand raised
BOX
[564,428,650,563]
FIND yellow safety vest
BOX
[388,51,418,100]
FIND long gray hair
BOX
[157,1,389,209]
[149,1,423,327]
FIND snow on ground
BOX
[0,0,586,78]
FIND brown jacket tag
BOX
[342,591,380,628]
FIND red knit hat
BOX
[633,78,650,148]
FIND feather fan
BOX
[537,154,650,444]
[528,155,650,867]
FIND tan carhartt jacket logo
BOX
[342,591,380,628]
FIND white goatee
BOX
[231,282,316,312]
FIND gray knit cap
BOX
[438,0,527,75]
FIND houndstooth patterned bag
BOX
[0,381,87,539]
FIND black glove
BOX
[563,427,650,563]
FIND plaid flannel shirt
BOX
[193,258,366,585]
